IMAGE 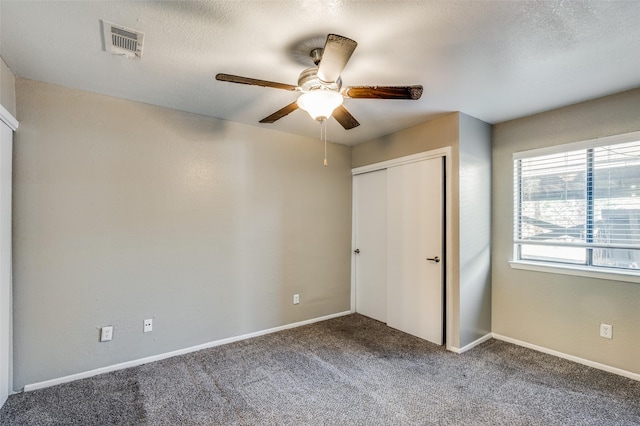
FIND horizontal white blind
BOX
[514,139,640,270]
[592,143,640,248]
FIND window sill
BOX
[509,260,640,284]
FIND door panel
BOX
[386,157,444,344]
[353,170,387,322]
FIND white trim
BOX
[509,260,640,284]
[512,130,640,159]
[0,104,18,131]
[23,310,352,392]
[352,148,450,176]
[449,332,492,354]
[349,148,454,351]
[444,151,453,352]
[492,333,640,382]
[350,180,357,313]
[514,239,640,251]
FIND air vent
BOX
[102,20,144,59]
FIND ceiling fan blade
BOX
[216,73,298,91]
[332,105,360,130]
[317,34,357,84]
[343,85,423,100]
[259,101,299,123]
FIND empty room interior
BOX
[1,1,639,424]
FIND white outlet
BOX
[144,319,153,333]
[600,323,612,339]
[293,294,300,305]
[100,326,113,342]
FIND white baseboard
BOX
[449,332,492,354]
[23,310,352,392]
[492,333,640,382]
[24,317,638,393]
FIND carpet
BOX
[2,314,639,425]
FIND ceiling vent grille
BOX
[102,20,144,59]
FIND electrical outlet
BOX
[293,294,300,305]
[600,323,612,339]
[144,319,153,333]
[100,326,113,342]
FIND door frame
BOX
[1,103,18,406]
[351,147,453,351]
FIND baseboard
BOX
[23,310,352,392]
[449,332,492,354]
[492,333,640,382]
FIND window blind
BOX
[514,140,640,271]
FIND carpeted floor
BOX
[1,313,639,425]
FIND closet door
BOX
[353,170,387,322]
[386,157,444,345]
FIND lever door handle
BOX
[354,249,360,254]
[426,256,440,263]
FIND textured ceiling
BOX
[2,1,640,146]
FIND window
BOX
[513,132,640,277]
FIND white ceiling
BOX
[2,1,640,146]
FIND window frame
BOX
[510,130,640,284]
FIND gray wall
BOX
[12,78,353,390]
[492,88,640,374]
[458,113,492,347]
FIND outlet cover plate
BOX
[600,323,612,339]
[293,294,300,305]
[100,326,113,342]
[144,319,153,333]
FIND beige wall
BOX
[12,79,353,390]
[492,88,640,374]
[0,57,16,116]
[352,113,459,169]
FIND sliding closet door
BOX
[0,121,12,406]
[353,170,387,322]
[386,157,444,345]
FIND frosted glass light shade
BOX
[297,90,343,121]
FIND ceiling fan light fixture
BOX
[217,33,421,132]
[297,90,343,121]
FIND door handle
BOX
[354,249,360,254]
[426,256,440,263]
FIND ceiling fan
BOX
[216,34,423,130]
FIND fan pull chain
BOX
[320,118,328,166]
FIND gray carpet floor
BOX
[1,313,639,425]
